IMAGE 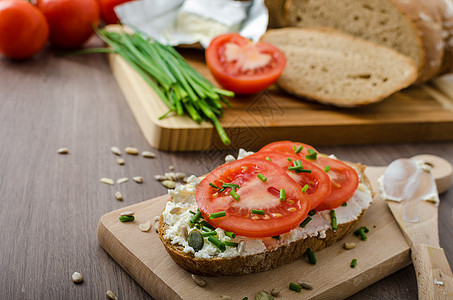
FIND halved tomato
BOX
[313,156,359,211]
[196,158,310,237]
[248,151,331,210]
[205,33,286,94]
[259,141,318,158]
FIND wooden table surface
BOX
[1,38,452,300]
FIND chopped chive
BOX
[230,189,240,201]
[295,169,312,174]
[224,241,239,247]
[324,165,331,172]
[294,145,303,154]
[119,215,135,222]
[190,209,202,224]
[306,247,317,264]
[330,210,337,232]
[251,209,265,215]
[224,231,236,239]
[300,216,312,228]
[222,183,240,189]
[207,235,226,251]
[289,282,302,292]
[308,209,316,216]
[272,235,280,240]
[350,258,358,268]
[265,157,272,161]
[301,184,309,193]
[305,149,318,160]
[295,160,303,167]
[209,182,221,189]
[210,211,226,219]
[257,173,267,182]
[354,227,368,240]
[363,226,370,233]
[293,145,297,151]
[219,188,226,193]
[279,189,286,201]
[202,226,214,232]
[242,298,248,300]
[342,202,348,207]
[201,231,217,237]
[189,210,196,215]
[200,221,215,230]
[287,157,293,162]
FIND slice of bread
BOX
[260,27,417,107]
[158,162,373,276]
[281,0,453,83]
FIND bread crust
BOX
[158,162,373,276]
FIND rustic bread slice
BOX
[260,27,417,107]
[158,162,373,276]
[282,0,453,83]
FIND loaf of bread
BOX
[260,27,417,107]
[267,0,453,83]
[158,161,374,276]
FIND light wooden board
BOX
[97,166,413,300]
[108,50,453,151]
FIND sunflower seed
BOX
[116,177,128,184]
[106,290,118,300]
[110,146,121,156]
[238,240,245,255]
[344,242,356,250]
[297,281,313,290]
[256,291,273,300]
[164,172,177,181]
[57,147,69,154]
[133,176,143,183]
[161,180,176,189]
[169,165,175,171]
[175,172,187,180]
[115,191,123,201]
[139,220,151,232]
[191,274,206,287]
[100,178,114,185]
[71,272,83,284]
[142,151,156,158]
[154,175,167,181]
[120,211,135,217]
[170,207,184,214]
[270,288,280,297]
[225,154,235,163]
[125,147,139,155]
[116,158,125,165]
[154,216,160,222]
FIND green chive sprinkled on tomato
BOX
[287,157,293,162]
[251,209,265,215]
[308,209,317,216]
[301,184,309,193]
[210,211,226,219]
[300,216,312,228]
[119,215,134,222]
[272,235,280,240]
[324,165,331,172]
[306,248,317,264]
[201,231,217,237]
[351,258,358,268]
[289,282,302,292]
[224,241,239,247]
[202,225,214,232]
[207,235,226,251]
[330,210,337,232]
[200,220,215,230]
[342,202,348,207]
[265,157,272,161]
[257,173,267,182]
[293,145,297,151]
[305,149,318,160]
[224,231,236,239]
[230,189,240,201]
[190,209,202,224]
[279,189,286,201]
[222,183,240,189]
[209,182,221,189]
[294,145,303,154]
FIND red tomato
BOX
[37,0,100,49]
[205,33,286,94]
[196,158,310,237]
[313,157,359,211]
[259,141,318,159]
[248,151,331,210]
[0,0,49,59]
[98,0,134,24]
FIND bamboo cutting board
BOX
[97,165,413,300]
[108,50,453,152]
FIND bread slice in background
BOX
[280,0,453,83]
[261,27,417,107]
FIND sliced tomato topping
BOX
[248,151,331,210]
[259,141,318,159]
[195,158,310,237]
[313,156,359,211]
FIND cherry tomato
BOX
[0,0,49,59]
[98,0,134,24]
[259,140,318,159]
[205,33,286,94]
[196,158,310,237]
[37,0,100,49]
[313,156,359,211]
[248,151,331,210]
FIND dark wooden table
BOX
[1,39,452,300]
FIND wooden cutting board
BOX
[108,50,453,152]
[97,165,414,300]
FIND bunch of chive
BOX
[92,27,235,145]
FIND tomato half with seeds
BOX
[196,158,310,237]
[313,156,359,211]
[259,141,318,159]
[205,33,286,94]
[248,152,331,210]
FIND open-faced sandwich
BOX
[158,141,374,276]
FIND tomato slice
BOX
[313,157,359,211]
[196,158,310,237]
[259,141,318,158]
[205,33,286,94]
[248,152,331,210]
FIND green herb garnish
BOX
[222,183,240,189]
[330,209,337,232]
[301,184,309,193]
[350,258,358,268]
[308,209,317,216]
[201,231,217,237]
[251,209,265,215]
[224,241,239,247]
[190,209,202,224]
[342,202,347,207]
[224,231,236,239]
[306,247,317,264]
[305,149,318,160]
[207,235,226,251]
[119,215,134,222]
[230,189,240,201]
[354,227,368,240]
[300,216,312,228]
[289,282,302,292]
[294,145,303,154]
[210,211,226,219]
[324,165,331,172]
[257,173,267,182]
[279,189,286,201]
